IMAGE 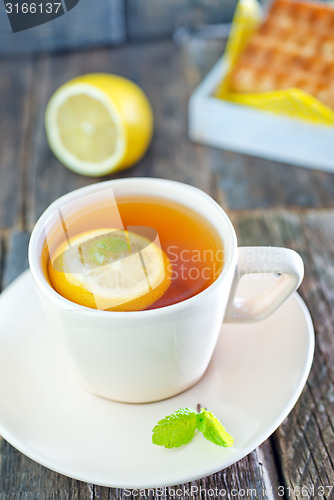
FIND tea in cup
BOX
[29,178,304,403]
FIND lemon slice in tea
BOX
[48,228,171,311]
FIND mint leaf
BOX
[152,407,234,449]
[88,247,107,265]
[103,237,129,253]
[88,237,129,265]
[152,408,197,448]
[196,408,234,447]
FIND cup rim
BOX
[28,178,238,318]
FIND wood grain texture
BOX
[0,442,277,499]
[0,232,4,292]
[210,149,334,210]
[276,212,334,500]
[0,232,2,453]
[0,441,92,499]
[2,230,30,287]
[0,58,33,229]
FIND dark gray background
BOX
[0,0,237,54]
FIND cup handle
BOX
[224,247,304,323]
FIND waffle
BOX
[229,0,334,109]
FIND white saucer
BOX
[0,271,314,489]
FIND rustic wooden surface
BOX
[0,38,333,499]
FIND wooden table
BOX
[1,39,333,500]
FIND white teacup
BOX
[29,178,304,403]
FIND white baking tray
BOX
[188,56,334,173]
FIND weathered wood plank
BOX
[0,232,3,453]
[0,441,92,500]
[0,445,276,499]
[0,58,33,229]
[2,231,30,288]
[231,209,334,500]
[209,149,334,210]
[0,0,125,55]
[275,211,334,500]
[125,0,236,41]
[0,233,4,292]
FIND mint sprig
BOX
[88,237,129,265]
[152,407,234,449]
